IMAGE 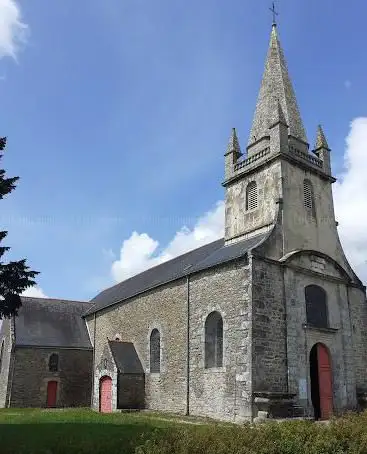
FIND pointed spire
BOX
[248,25,307,147]
[315,124,330,150]
[225,127,242,156]
[269,98,288,127]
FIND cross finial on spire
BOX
[269,2,278,26]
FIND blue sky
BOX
[1,0,367,301]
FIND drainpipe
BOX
[91,313,96,408]
[278,197,290,394]
[186,274,190,416]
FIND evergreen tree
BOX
[0,137,39,319]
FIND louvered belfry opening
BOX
[303,179,314,210]
[246,181,258,211]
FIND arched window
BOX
[0,340,4,374]
[49,353,59,372]
[305,285,328,328]
[205,311,223,368]
[150,329,161,373]
[246,181,258,211]
[303,179,315,215]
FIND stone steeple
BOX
[224,128,242,180]
[248,24,307,152]
[226,127,242,156]
[313,124,331,175]
[314,124,329,150]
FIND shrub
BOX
[135,411,367,454]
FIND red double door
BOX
[99,376,112,413]
[316,343,333,420]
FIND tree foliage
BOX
[0,137,39,319]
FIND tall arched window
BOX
[150,329,161,373]
[205,311,223,368]
[246,181,258,211]
[305,285,328,328]
[303,179,315,216]
[49,353,59,372]
[0,340,4,374]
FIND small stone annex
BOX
[0,22,367,422]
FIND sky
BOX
[0,0,367,301]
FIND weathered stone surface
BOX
[189,260,252,423]
[9,347,92,408]
[0,318,14,407]
[88,278,188,414]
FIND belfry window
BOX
[246,181,258,211]
[205,311,223,368]
[303,179,315,215]
[150,329,161,373]
[305,285,328,328]
[49,353,59,372]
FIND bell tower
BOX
[222,23,350,269]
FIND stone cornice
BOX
[302,324,338,334]
[222,149,336,188]
[251,253,363,289]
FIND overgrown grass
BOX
[1,408,367,454]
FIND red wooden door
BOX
[47,381,58,407]
[99,376,112,413]
[317,344,333,420]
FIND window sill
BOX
[245,208,258,214]
[302,324,338,334]
[203,367,226,373]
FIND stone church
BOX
[0,23,367,422]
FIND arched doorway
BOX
[309,343,333,420]
[99,376,112,413]
[46,381,58,408]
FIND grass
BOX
[1,408,367,454]
[0,408,212,454]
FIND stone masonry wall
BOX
[189,259,252,423]
[10,347,92,408]
[90,279,188,414]
[0,319,13,408]
[281,161,358,282]
[251,256,287,393]
[225,160,282,243]
[348,286,367,391]
[284,260,358,414]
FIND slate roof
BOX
[85,233,267,316]
[15,297,92,349]
[108,341,144,374]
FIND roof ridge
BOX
[21,296,90,304]
[85,233,268,317]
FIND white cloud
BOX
[0,0,28,60]
[333,117,367,283]
[111,201,224,282]
[22,286,48,298]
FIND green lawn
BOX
[0,408,198,454]
[1,408,367,454]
